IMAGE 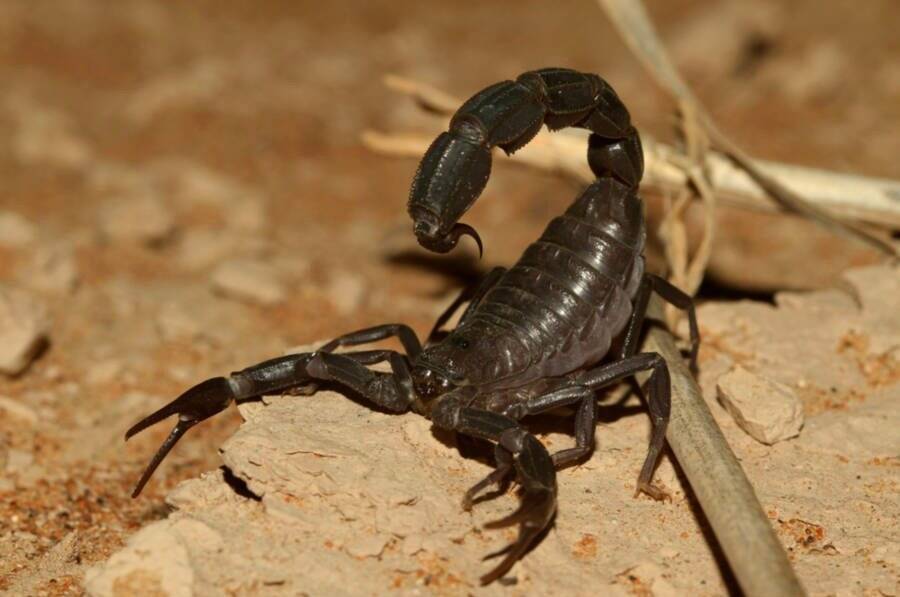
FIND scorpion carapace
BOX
[126,67,700,586]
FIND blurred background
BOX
[0,0,897,592]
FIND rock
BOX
[0,396,39,425]
[98,195,175,246]
[325,271,367,315]
[155,302,203,341]
[670,0,783,80]
[211,258,286,305]
[84,522,194,597]
[717,366,804,444]
[0,211,37,247]
[176,229,235,270]
[85,360,125,386]
[0,287,49,375]
[19,244,80,293]
[176,229,270,271]
[8,96,93,168]
[224,197,267,234]
[5,449,34,472]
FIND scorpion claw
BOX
[126,376,236,497]
[129,418,196,498]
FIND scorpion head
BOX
[410,339,472,403]
[408,130,490,257]
[411,365,455,400]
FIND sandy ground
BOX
[0,0,898,595]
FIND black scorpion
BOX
[127,67,700,585]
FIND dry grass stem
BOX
[599,1,806,594]
[639,297,808,597]
[596,0,896,259]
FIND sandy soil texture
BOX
[0,0,898,595]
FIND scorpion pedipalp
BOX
[478,432,557,585]
[126,376,236,497]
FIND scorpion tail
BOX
[126,376,236,497]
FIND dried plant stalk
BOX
[596,0,896,259]
[599,1,808,594]
[639,298,807,597]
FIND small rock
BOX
[0,287,49,375]
[85,360,125,386]
[717,366,804,444]
[659,546,680,559]
[325,271,366,315]
[84,521,194,597]
[211,259,286,305]
[177,229,235,270]
[20,244,80,293]
[0,396,39,425]
[155,302,202,341]
[0,211,36,247]
[9,98,93,168]
[225,198,267,234]
[98,195,175,246]
[5,449,34,473]
[344,533,389,559]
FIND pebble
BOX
[224,198,267,234]
[325,271,366,315]
[717,366,804,445]
[5,448,34,473]
[0,287,49,375]
[177,229,235,270]
[0,211,37,247]
[0,396,39,425]
[155,302,202,341]
[211,258,286,305]
[85,360,125,386]
[98,195,175,246]
[20,244,80,293]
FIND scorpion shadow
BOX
[384,248,488,298]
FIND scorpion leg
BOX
[578,352,673,500]
[532,388,599,469]
[427,266,506,345]
[620,274,700,372]
[518,351,676,471]
[127,349,415,497]
[318,323,422,357]
[431,396,557,585]
[288,324,422,396]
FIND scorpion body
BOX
[127,68,699,585]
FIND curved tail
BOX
[408,67,643,253]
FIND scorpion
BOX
[127,67,700,585]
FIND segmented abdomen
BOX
[470,178,645,383]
